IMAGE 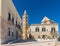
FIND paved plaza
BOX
[1,39,60,46]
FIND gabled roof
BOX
[41,16,57,24]
[41,16,50,23]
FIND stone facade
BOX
[27,16,58,39]
[0,0,21,44]
[0,0,29,44]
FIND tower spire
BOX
[24,10,27,15]
[23,10,28,18]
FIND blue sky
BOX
[12,0,60,35]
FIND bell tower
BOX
[22,10,28,40]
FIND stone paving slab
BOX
[1,41,56,46]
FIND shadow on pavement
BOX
[10,39,37,44]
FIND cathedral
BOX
[0,0,58,44]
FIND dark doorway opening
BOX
[42,35,45,39]
[29,33,33,39]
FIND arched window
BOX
[35,27,39,32]
[51,27,55,33]
[12,17,14,24]
[42,27,46,32]
[16,20,17,26]
[8,13,11,21]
